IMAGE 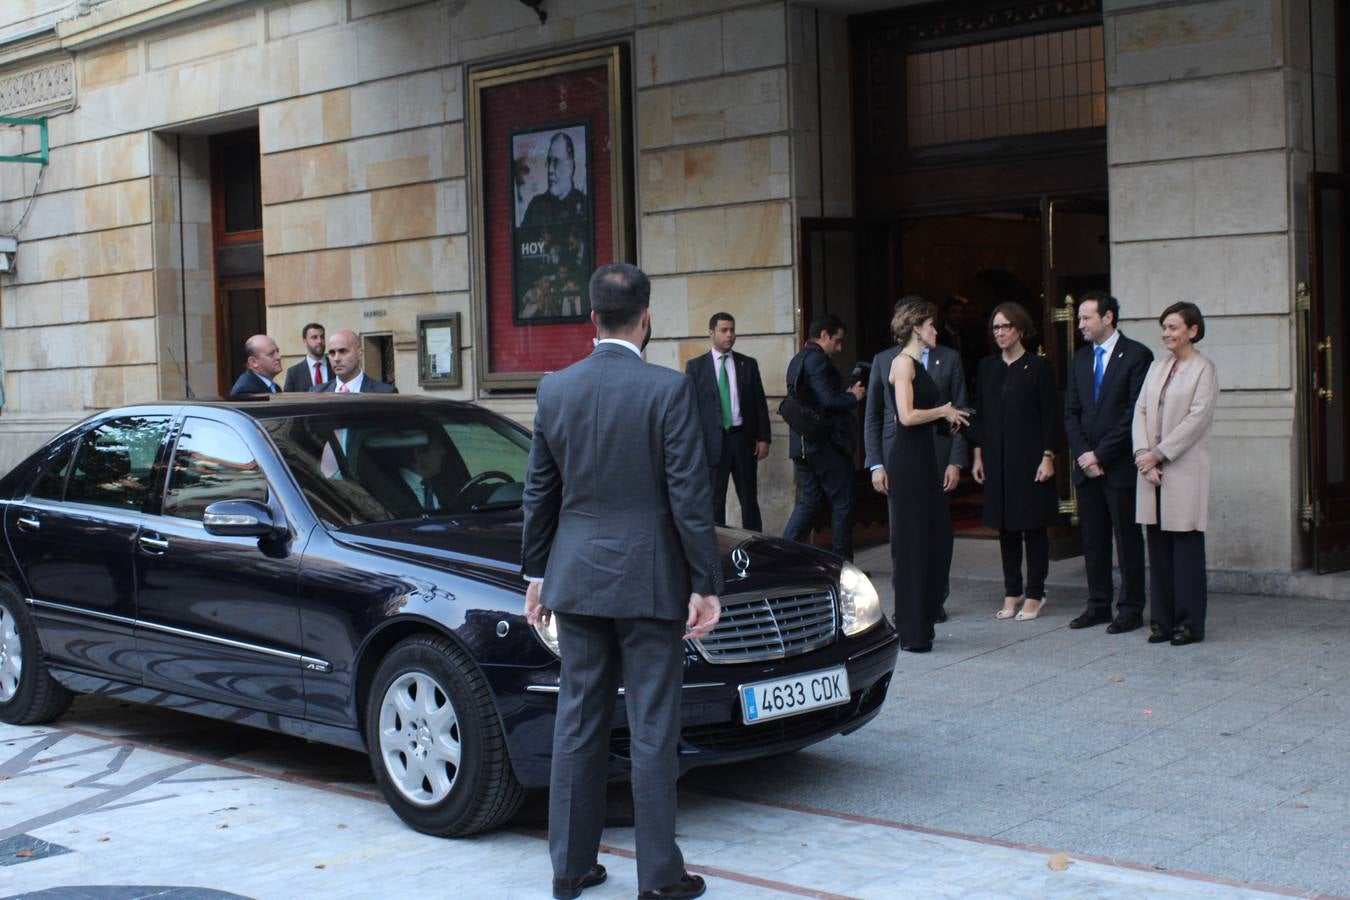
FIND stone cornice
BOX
[56,0,251,51]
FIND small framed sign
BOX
[417,313,461,388]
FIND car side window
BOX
[163,417,269,521]
[29,441,75,501]
[65,416,170,510]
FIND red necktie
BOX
[314,362,323,386]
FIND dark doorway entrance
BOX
[209,128,265,396]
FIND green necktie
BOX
[718,354,733,430]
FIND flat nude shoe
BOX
[1015,597,1046,621]
[996,597,1022,619]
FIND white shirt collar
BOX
[597,338,642,357]
[1096,329,1121,354]
[338,371,365,392]
[257,372,278,390]
[307,354,326,365]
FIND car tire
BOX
[365,633,525,836]
[0,585,75,725]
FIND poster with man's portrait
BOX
[510,122,593,325]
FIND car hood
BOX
[334,516,842,592]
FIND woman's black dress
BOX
[886,361,953,649]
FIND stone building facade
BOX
[0,0,1345,582]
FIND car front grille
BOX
[691,585,837,664]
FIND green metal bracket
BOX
[0,115,49,165]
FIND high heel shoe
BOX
[995,596,1022,619]
[1015,596,1046,621]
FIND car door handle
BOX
[138,534,170,554]
[16,515,40,532]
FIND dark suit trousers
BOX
[784,446,854,560]
[550,612,685,892]
[1146,516,1207,639]
[1077,475,1147,618]
[711,427,761,531]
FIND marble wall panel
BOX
[1108,0,1283,87]
[4,318,158,371]
[81,40,140,91]
[1109,234,1289,318]
[261,124,460,203]
[146,10,258,70]
[1108,71,1286,165]
[638,69,788,149]
[640,136,790,211]
[267,0,343,40]
[1118,314,1290,391]
[1110,151,1287,242]
[641,201,792,275]
[265,236,467,304]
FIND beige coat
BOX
[1132,352,1218,532]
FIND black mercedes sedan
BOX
[0,396,899,836]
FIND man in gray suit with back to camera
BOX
[522,263,723,900]
[864,296,968,621]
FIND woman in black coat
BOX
[971,302,1061,621]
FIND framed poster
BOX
[417,313,461,388]
[468,45,634,390]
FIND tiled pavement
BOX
[2,537,1348,898]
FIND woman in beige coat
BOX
[1132,301,1218,646]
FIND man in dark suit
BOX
[864,297,969,618]
[522,263,722,900]
[310,329,397,393]
[782,314,865,560]
[229,334,284,396]
[685,312,771,531]
[283,322,332,392]
[1064,290,1152,633]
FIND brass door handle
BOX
[1318,337,1334,402]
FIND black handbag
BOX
[778,354,832,442]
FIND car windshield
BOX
[263,407,531,528]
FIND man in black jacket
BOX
[783,314,865,560]
[685,313,771,531]
[1064,290,1153,633]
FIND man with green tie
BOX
[685,313,772,531]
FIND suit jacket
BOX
[284,357,331,392]
[865,344,968,472]
[785,343,858,459]
[972,352,1061,531]
[685,349,771,467]
[521,343,724,620]
[1064,331,1152,490]
[229,370,279,397]
[311,374,398,393]
[1132,351,1218,533]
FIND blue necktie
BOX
[921,348,930,370]
[1093,346,1106,402]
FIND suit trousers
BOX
[549,612,685,892]
[1146,523,1207,640]
[711,427,762,531]
[1077,476,1147,619]
[998,528,1048,600]
[784,446,854,560]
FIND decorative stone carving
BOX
[0,58,75,116]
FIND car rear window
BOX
[264,408,531,527]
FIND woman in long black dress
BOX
[887,300,969,652]
[970,302,1061,621]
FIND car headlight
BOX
[839,562,882,636]
[531,613,561,658]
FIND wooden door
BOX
[1308,174,1350,572]
[1040,196,1110,560]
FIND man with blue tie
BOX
[229,334,284,397]
[1064,291,1153,633]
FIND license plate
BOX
[739,666,850,725]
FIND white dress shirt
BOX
[1094,329,1121,377]
[399,468,439,510]
[335,371,365,393]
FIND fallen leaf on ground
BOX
[97,837,110,843]
[34,758,52,764]
[1110,676,1125,684]
[1048,853,1071,871]
[337,824,347,829]
[1142,709,1153,715]
[216,823,230,829]
[1301,788,1313,795]
[15,849,35,858]
[1295,803,1309,810]
[314,864,326,869]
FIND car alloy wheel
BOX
[0,586,74,725]
[377,671,463,806]
[364,634,524,836]
[0,599,21,703]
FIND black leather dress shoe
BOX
[554,864,607,900]
[639,873,706,899]
[1106,615,1143,634]
[1069,609,1112,629]
[934,607,949,624]
[1170,626,1202,646]
[1147,623,1170,643]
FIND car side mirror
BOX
[203,499,286,539]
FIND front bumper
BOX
[489,623,900,788]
